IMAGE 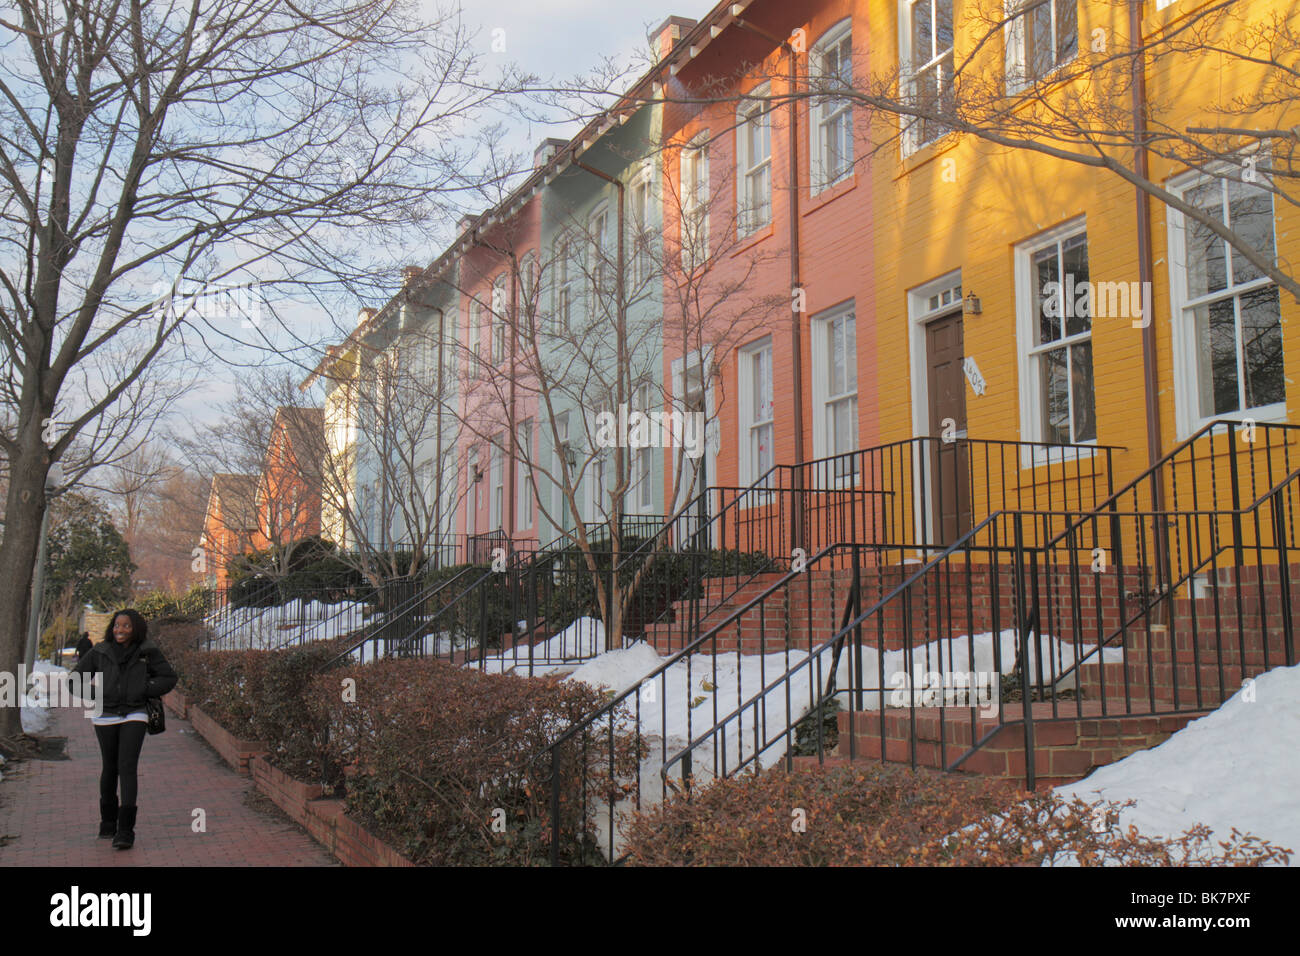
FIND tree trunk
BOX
[0,434,52,738]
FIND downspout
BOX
[507,251,519,543]
[1131,0,1168,612]
[433,306,446,567]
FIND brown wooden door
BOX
[925,312,972,545]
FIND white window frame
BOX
[491,275,507,364]
[631,382,656,513]
[552,411,572,533]
[1166,163,1286,438]
[630,165,654,289]
[1004,0,1079,95]
[515,418,534,530]
[552,233,574,335]
[811,303,859,487]
[736,84,772,237]
[680,132,710,268]
[520,252,539,341]
[811,20,854,192]
[737,337,775,489]
[588,203,611,321]
[489,437,504,530]
[1014,217,1098,462]
[469,299,484,379]
[899,0,955,155]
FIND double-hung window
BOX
[814,306,859,485]
[469,300,483,379]
[1168,169,1284,430]
[1005,0,1078,94]
[589,205,611,320]
[811,21,853,190]
[901,0,954,154]
[491,275,507,363]
[553,236,573,334]
[739,339,775,488]
[516,418,534,529]
[490,437,504,530]
[736,85,772,236]
[630,171,653,288]
[1016,223,1096,446]
[680,134,710,267]
[631,383,655,513]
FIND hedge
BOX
[153,624,639,865]
[621,763,1292,866]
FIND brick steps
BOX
[819,702,1202,786]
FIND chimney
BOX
[650,15,697,63]
[534,138,567,170]
[402,265,422,288]
[357,307,377,328]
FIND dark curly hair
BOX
[104,608,149,646]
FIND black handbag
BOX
[145,697,165,735]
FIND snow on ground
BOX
[19,660,70,735]
[556,629,1119,858]
[474,617,620,674]
[205,599,370,650]
[1058,663,1300,862]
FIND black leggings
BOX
[93,721,148,807]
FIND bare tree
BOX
[451,136,783,649]
[0,0,526,736]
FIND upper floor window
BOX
[630,168,654,288]
[491,275,507,363]
[1015,222,1096,446]
[736,84,772,236]
[469,299,484,378]
[901,0,954,154]
[1168,168,1284,431]
[811,21,854,191]
[1005,0,1078,94]
[588,204,611,316]
[680,133,710,268]
[520,252,539,341]
[552,234,574,335]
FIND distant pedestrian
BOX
[72,609,177,850]
[74,632,92,664]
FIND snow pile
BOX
[20,660,68,735]
[475,617,620,674]
[554,629,1124,859]
[205,598,370,650]
[1058,663,1300,861]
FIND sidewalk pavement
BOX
[0,704,338,866]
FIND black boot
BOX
[112,806,137,850]
[98,798,118,839]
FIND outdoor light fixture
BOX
[964,291,982,315]
[565,448,577,469]
[471,464,483,483]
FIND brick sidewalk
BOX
[0,705,338,867]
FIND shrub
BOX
[135,584,215,623]
[621,763,1292,866]
[314,658,641,865]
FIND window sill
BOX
[732,223,774,257]
[1180,406,1290,444]
[804,174,856,216]
[896,133,960,180]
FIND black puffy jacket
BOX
[73,638,179,716]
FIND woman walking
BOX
[73,609,178,850]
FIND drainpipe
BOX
[1131,1,1168,612]
[507,251,519,544]
[735,16,805,544]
